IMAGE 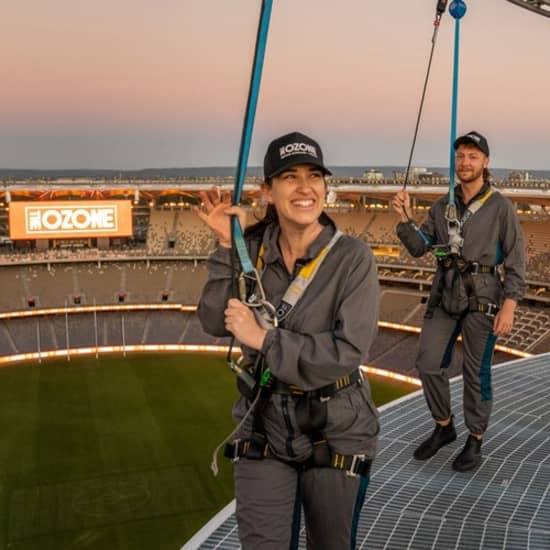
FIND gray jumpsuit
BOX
[198,214,380,549]
[396,182,525,434]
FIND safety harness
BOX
[224,228,371,478]
[225,367,371,478]
[252,229,343,326]
[425,186,500,319]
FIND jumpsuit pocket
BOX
[324,384,380,455]
[473,273,503,307]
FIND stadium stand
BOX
[378,289,426,325]
[146,209,177,254]
[146,208,219,256]
[523,220,550,257]
[0,206,548,359]
[0,261,209,309]
[0,320,17,354]
[498,306,550,352]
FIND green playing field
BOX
[0,354,416,550]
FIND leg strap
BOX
[224,439,372,477]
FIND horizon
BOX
[2,164,550,182]
[1,1,549,171]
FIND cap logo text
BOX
[279,142,318,160]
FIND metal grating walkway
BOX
[185,353,550,550]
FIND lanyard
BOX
[251,230,343,326]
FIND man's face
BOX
[455,144,489,184]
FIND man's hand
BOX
[493,299,516,336]
[225,298,268,350]
[391,190,413,222]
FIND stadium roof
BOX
[2,181,549,207]
[184,352,550,550]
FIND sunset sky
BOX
[1,0,549,170]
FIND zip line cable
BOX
[445,0,467,224]
[402,0,449,192]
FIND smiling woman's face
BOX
[263,164,326,230]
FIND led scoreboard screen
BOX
[9,200,133,240]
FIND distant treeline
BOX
[1,166,549,180]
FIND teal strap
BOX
[232,217,255,275]
[231,0,273,274]
[448,1,467,207]
[233,0,273,205]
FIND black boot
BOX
[413,418,457,460]
[452,434,482,472]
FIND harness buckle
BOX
[346,454,366,477]
[319,395,332,403]
[485,303,498,318]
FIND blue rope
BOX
[232,0,273,274]
[234,0,273,206]
[448,1,466,207]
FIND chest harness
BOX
[425,186,500,319]
[222,229,371,478]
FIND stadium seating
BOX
[0,209,548,359]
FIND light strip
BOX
[0,308,532,361]
[378,321,532,358]
[362,366,422,387]
[0,344,422,386]
[0,344,231,366]
[0,304,197,319]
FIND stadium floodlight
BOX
[505,0,550,17]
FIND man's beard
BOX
[456,166,484,184]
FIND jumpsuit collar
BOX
[455,179,491,208]
[260,212,337,267]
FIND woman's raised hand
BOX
[193,188,246,248]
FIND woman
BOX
[195,131,379,550]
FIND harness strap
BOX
[426,256,499,318]
[229,368,366,473]
[460,188,494,226]
[439,256,496,274]
[295,395,331,467]
[224,439,372,477]
[446,187,494,255]
[271,368,363,400]
[461,267,479,313]
[253,230,343,325]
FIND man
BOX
[392,131,525,472]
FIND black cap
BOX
[263,132,332,179]
[454,131,490,156]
